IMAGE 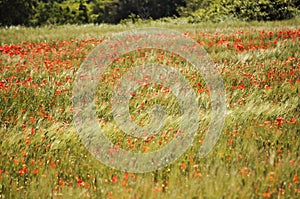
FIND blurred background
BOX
[0,0,299,26]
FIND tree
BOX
[91,0,187,24]
[78,0,89,23]
[0,0,36,26]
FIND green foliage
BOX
[30,2,68,25]
[78,0,89,23]
[179,0,213,16]
[0,0,299,26]
[188,0,300,23]
[231,0,297,21]
[188,1,235,23]
[0,0,36,26]
[91,0,186,24]
[29,0,91,26]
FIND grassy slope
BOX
[0,19,299,198]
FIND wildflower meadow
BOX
[0,19,299,198]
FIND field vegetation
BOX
[0,13,299,199]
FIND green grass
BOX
[0,18,299,44]
[0,19,299,198]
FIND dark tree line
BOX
[0,0,299,26]
[92,0,186,24]
[0,0,36,26]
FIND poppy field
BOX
[0,20,299,198]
